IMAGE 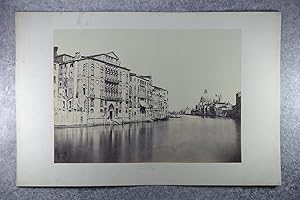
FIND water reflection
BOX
[55,115,241,163]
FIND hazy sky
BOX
[54,29,241,111]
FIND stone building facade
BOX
[152,86,169,120]
[53,47,168,127]
[128,73,153,122]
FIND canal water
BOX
[54,115,241,163]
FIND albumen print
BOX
[53,30,241,163]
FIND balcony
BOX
[105,76,121,84]
[105,95,122,101]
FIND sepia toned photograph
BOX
[53,29,241,163]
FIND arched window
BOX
[91,65,94,76]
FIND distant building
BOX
[194,89,234,118]
[235,92,241,119]
[215,102,232,117]
[53,47,168,127]
[182,106,192,115]
[195,90,216,116]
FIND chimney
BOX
[74,51,81,60]
[54,47,58,58]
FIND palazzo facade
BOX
[53,47,168,127]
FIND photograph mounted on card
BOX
[16,12,281,186]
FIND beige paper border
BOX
[16,12,281,186]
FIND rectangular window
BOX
[100,100,103,107]
[90,98,94,107]
[91,67,94,76]
[54,76,56,84]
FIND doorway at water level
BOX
[108,104,114,120]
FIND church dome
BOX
[200,90,212,103]
[213,94,221,103]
